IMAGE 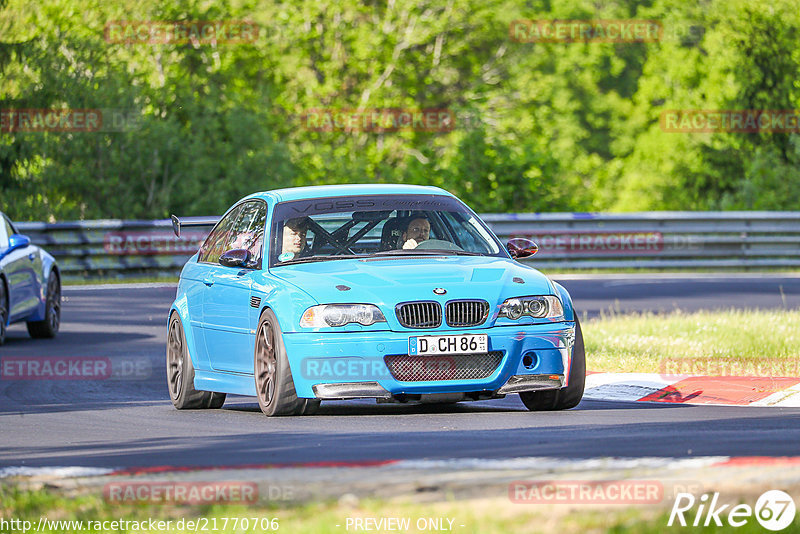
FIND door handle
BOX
[203,278,214,287]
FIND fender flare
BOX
[552,281,576,322]
[169,295,202,370]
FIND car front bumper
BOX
[282,322,576,399]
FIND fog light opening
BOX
[522,353,538,370]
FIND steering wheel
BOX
[414,239,464,251]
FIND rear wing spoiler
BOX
[170,215,219,238]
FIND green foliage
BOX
[1,0,798,220]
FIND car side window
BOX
[198,205,242,264]
[225,201,267,268]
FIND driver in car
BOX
[279,217,309,261]
[401,216,431,249]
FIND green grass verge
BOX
[7,485,794,534]
[584,309,800,375]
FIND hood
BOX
[269,256,554,307]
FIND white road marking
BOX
[0,466,114,478]
[752,382,800,407]
[584,372,679,402]
[63,283,177,291]
[392,456,729,471]
[0,457,730,480]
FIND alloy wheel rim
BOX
[48,278,60,332]
[256,321,277,406]
[0,304,5,342]
[0,286,6,341]
[167,318,184,398]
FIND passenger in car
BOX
[280,217,309,259]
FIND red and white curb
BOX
[585,372,800,407]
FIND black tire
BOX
[166,312,226,409]
[254,308,317,416]
[27,272,61,339]
[0,278,8,346]
[519,316,586,411]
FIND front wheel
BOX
[166,312,226,409]
[27,273,61,339]
[254,308,318,416]
[519,316,586,411]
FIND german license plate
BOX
[408,334,488,356]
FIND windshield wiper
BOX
[371,249,482,257]
[371,250,445,256]
[277,254,359,265]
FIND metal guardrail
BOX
[482,211,800,269]
[15,212,800,280]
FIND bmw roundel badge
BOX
[433,288,447,295]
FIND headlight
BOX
[498,295,564,320]
[300,304,387,327]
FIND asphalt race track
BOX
[2,275,800,470]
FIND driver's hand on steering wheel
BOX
[402,239,419,249]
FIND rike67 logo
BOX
[669,490,796,531]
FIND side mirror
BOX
[506,238,538,259]
[219,249,251,268]
[8,234,31,252]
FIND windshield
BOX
[269,194,505,267]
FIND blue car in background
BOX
[168,184,585,416]
[0,212,61,345]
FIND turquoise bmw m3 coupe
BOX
[167,184,584,416]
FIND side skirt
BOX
[195,369,257,396]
